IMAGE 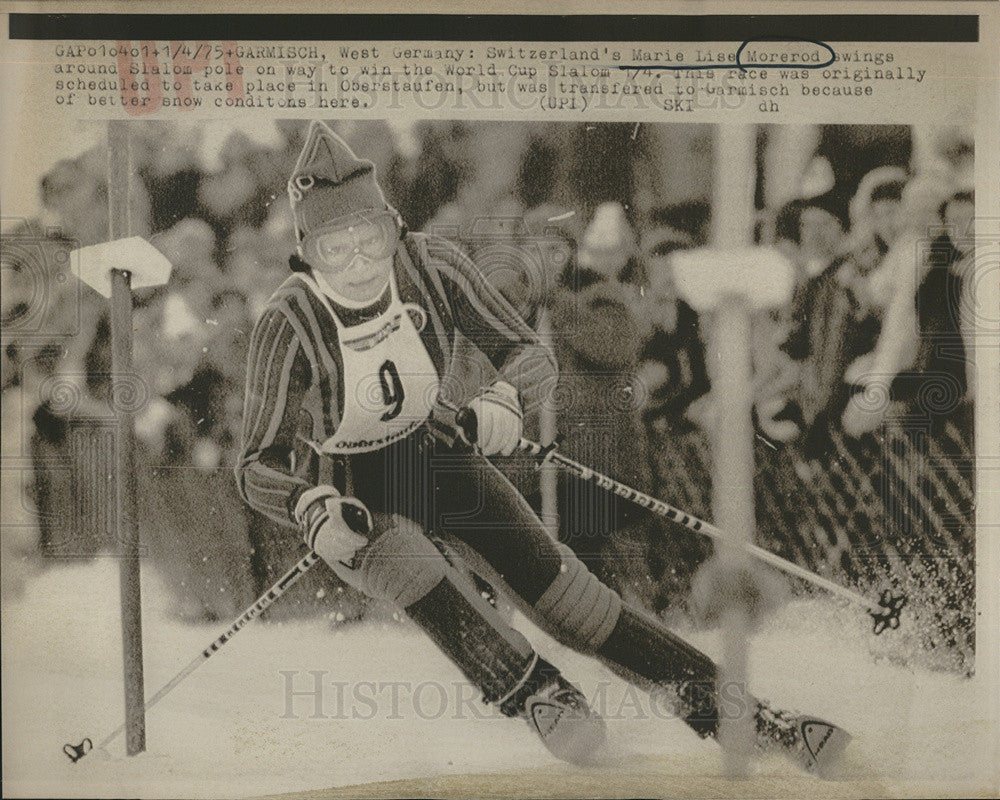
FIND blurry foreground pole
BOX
[107,120,146,757]
[707,297,755,776]
[70,122,172,755]
[673,126,796,775]
[708,123,758,778]
[671,124,762,777]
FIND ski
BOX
[753,705,852,777]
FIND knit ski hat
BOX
[287,121,389,240]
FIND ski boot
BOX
[500,656,606,765]
[754,700,852,777]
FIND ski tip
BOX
[798,718,852,779]
[527,695,607,766]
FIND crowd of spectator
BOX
[0,121,975,667]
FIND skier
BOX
[235,121,848,772]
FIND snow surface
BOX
[2,559,996,798]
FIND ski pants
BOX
[335,428,720,732]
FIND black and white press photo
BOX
[2,5,998,799]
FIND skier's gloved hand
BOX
[463,381,523,456]
[294,486,373,569]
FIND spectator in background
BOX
[757,192,850,444]
[484,202,658,598]
[846,167,909,310]
[20,152,132,560]
[904,190,974,416]
[538,203,655,592]
[132,219,222,409]
[843,190,975,438]
[868,179,906,250]
[1,225,70,592]
[630,203,719,611]
[636,202,711,437]
[774,192,850,286]
[226,198,300,320]
[780,180,892,458]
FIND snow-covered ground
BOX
[2,559,996,798]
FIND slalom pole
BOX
[705,122,759,777]
[64,551,321,763]
[438,400,905,633]
[107,119,146,757]
[70,125,178,758]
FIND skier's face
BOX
[943,196,974,257]
[303,215,397,302]
[798,207,844,263]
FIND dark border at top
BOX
[7,13,980,42]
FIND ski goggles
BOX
[300,212,398,272]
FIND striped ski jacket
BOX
[235,232,558,528]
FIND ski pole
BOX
[64,551,321,763]
[438,401,905,634]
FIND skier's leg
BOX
[521,525,850,773]
[338,513,529,698]
[335,436,604,763]
[322,512,604,763]
[433,444,851,768]
[431,445,722,734]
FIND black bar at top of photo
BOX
[8,13,979,43]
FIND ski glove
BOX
[294,486,373,569]
[464,381,523,456]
